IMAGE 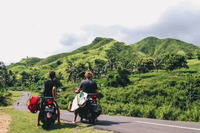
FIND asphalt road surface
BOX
[13,92,200,133]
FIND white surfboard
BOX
[70,92,88,112]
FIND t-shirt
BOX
[79,79,97,93]
[43,80,57,97]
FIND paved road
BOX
[13,92,200,133]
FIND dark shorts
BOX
[54,101,59,108]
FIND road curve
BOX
[13,92,200,133]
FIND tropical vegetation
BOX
[1,36,200,122]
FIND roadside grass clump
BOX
[0,91,12,106]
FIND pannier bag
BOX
[28,96,40,113]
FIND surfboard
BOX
[70,92,88,112]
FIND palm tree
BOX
[154,57,163,73]
[133,59,144,78]
[0,62,6,88]
[76,63,87,81]
[93,59,106,77]
[66,63,76,82]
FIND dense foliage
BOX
[99,72,200,122]
[197,51,200,60]
[0,62,12,106]
[106,67,130,87]
[1,36,200,122]
[162,53,189,71]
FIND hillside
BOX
[7,36,200,77]
[35,37,115,66]
[2,36,200,123]
[131,36,200,57]
[8,37,144,76]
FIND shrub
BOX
[106,67,130,87]
[197,52,200,60]
[0,92,12,106]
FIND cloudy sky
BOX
[1,0,200,65]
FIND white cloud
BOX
[0,0,200,65]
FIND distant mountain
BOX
[8,36,200,75]
[8,37,135,74]
[131,36,200,57]
[34,37,116,66]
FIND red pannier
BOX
[28,96,40,113]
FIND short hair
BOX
[85,71,93,79]
[49,71,56,80]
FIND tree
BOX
[20,71,31,85]
[141,57,154,72]
[66,58,87,82]
[56,72,63,88]
[162,53,189,71]
[106,46,120,71]
[66,60,77,82]
[30,69,41,83]
[76,63,87,80]
[153,57,163,72]
[186,52,194,59]
[119,46,137,70]
[106,67,130,87]
[197,51,200,60]
[94,59,106,77]
[8,70,17,87]
[0,62,6,89]
[0,66,10,87]
[133,58,144,78]
[0,62,16,88]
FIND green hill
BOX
[35,37,115,66]
[8,36,200,77]
[131,36,200,57]
[8,37,144,75]
[3,36,200,123]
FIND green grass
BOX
[28,91,41,97]
[0,91,112,133]
[9,91,22,104]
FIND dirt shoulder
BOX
[0,113,12,133]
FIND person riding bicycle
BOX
[37,71,62,126]
[72,71,98,123]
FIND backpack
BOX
[28,96,40,113]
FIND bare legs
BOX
[57,107,62,125]
[72,109,78,123]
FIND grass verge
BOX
[0,91,112,133]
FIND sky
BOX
[0,0,200,65]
